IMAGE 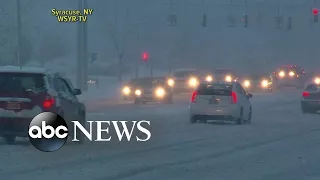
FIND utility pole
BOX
[180,0,187,66]
[76,0,83,89]
[135,34,140,78]
[76,0,88,91]
[201,0,207,27]
[16,0,22,68]
[275,4,282,28]
[150,58,153,77]
[82,0,88,91]
[243,0,248,28]
[287,5,293,30]
[167,0,177,26]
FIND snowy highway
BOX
[1,90,320,180]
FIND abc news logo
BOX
[28,112,151,152]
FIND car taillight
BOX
[43,96,55,109]
[302,91,310,97]
[191,91,197,103]
[231,91,237,104]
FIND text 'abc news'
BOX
[29,120,152,142]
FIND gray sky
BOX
[1,0,319,72]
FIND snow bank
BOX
[20,59,170,102]
[0,106,42,118]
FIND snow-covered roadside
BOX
[76,76,123,103]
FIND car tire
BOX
[236,108,244,125]
[190,115,197,124]
[301,106,309,114]
[134,99,141,104]
[199,119,207,123]
[3,135,16,145]
[236,117,244,125]
[246,108,252,124]
[165,95,173,104]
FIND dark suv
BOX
[0,66,85,144]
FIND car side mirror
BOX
[72,89,82,95]
[246,93,253,99]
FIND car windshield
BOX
[279,67,300,72]
[173,71,195,77]
[131,78,164,86]
[213,69,233,75]
[0,73,45,94]
[250,75,270,80]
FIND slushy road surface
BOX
[1,90,319,180]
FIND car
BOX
[169,68,201,93]
[203,68,239,83]
[189,81,253,124]
[273,65,306,89]
[121,80,135,101]
[0,66,85,144]
[130,77,173,104]
[239,73,273,92]
[301,82,320,114]
[122,77,174,101]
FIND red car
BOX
[0,66,85,144]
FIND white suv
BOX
[189,82,253,124]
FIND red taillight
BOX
[302,91,310,97]
[43,97,55,109]
[231,91,237,104]
[191,91,197,103]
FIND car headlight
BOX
[205,75,213,82]
[188,77,198,87]
[243,80,250,87]
[225,75,232,82]
[261,80,269,87]
[135,89,142,96]
[314,77,320,84]
[278,71,285,77]
[289,71,295,77]
[122,86,131,95]
[167,79,174,87]
[155,87,165,97]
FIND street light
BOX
[312,8,318,22]
[141,52,149,62]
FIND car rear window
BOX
[197,84,232,96]
[305,84,319,91]
[0,73,45,93]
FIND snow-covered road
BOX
[1,89,320,180]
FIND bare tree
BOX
[108,4,132,81]
[0,1,18,65]
[38,33,69,67]
[15,34,33,65]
